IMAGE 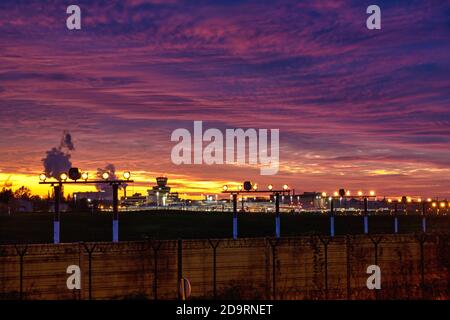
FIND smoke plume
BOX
[42,131,75,179]
[96,164,126,192]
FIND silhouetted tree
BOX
[0,188,14,204]
[14,186,31,200]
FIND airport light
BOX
[39,173,47,182]
[222,185,228,191]
[346,190,351,196]
[440,202,446,208]
[283,184,289,191]
[369,190,375,196]
[333,191,339,197]
[81,172,89,181]
[432,202,437,208]
[358,191,363,196]
[268,184,273,191]
[102,172,110,180]
[417,198,422,202]
[321,192,327,197]
[388,198,392,203]
[427,198,432,202]
[60,173,68,181]
[238,185,243,191]
[123,171,131,180]
[253,183,258,191]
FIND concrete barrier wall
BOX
[0,234,448,300]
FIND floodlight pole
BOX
[112,183,119,242]
[363,197,369,234]
[232,194,238,240]
[275,192,280,238]
[421,202,427,233]
[329,198,335,237]
[223,187,290,240]
[40,178,133,244]
[394,202,399,234]
[54,183,61,244]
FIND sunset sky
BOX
[0,0,449,198]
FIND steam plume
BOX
[42,131,75,179]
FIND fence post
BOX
[81,243,96,300]
[346,235,352,299]
[318,235,332,300]
[267,238,279,300]
[416,234,427,299]
[14,245,28,300]
[149,239,162,300]
[369,236,383,300]
[208,240,221,299]
[177,239,183,300]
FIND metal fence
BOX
[0,233,448,300]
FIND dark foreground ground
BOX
[0,210,449,244]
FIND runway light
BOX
[39,173,47,182]
[60,173,68,181]
[81,172,89,181]
[102,172,110,180]
[123,171,131,180]
[283,184,289,191]
[222,185,228,191]
[268,184,273,191]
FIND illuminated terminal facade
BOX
[147,177,179,206]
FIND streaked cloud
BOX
[0,0,449,197]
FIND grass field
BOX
[0,211,449,244]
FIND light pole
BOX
[232,193,238,240]
[329,197,335,237]
[222,182,290,239]
[422,201,427,232]
[363,197,369,234]
[326,189,376,235]
[54,183,61,244]
[39,168,133,244]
